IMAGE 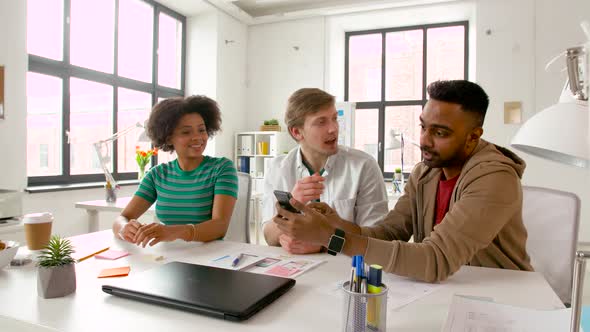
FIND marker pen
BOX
[367,264,383,329]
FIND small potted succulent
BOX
[37,235,76,299]
[260,119,281,132]
[394,168,403,181]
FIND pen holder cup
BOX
[341,281,388,332]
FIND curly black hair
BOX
[146,95,222,152]
[427,80,489,127]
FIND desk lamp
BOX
[510,45,589,332]
[93,121,149,189]
[386,129,420,188]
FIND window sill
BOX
[25,180,140,194]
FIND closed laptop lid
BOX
[102,261,295,321]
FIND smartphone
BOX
[273,190,301,213]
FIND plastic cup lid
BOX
[22,212,54,224]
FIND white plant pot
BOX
[37,264,76,299]
[394,173,402,181]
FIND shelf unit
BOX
[234,131,295,192]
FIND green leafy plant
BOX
[394,167,402,173]
[268,119,279,125]
[37,235,75,268]
[263,120,270,125]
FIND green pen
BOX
[367,264,383,329]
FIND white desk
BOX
[75,197,156,233]
[0,232,564,332]
[76,195,265,244]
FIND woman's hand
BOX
[133,223,181,247]
[118,219,143,243]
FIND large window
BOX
[27,0,186,186]
[345,22,468,177]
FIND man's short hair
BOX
[427,80,489,127]
[285,88,335,139]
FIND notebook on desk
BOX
[102,261,296,321]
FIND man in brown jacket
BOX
[273,80,533,282]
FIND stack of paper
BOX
[208,252,324,278]
[442,295,573,332]
[382,273,442,311]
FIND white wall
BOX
[0,0,27,192]
[215,11,248,159]
[246,17,326,130]
[186,9,218,99]
[186,7,218,157]
[186,7,248,159]
[475,0,535,146]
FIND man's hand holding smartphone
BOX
[273,190,301,214]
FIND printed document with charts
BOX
[208,252,324,278]
[442,295,573,332]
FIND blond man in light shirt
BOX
[262,88,388,254]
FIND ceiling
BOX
[156,0,455,25]
[231,0,382,17]
[156,0,212,16]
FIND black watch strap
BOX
[327,228,345,256]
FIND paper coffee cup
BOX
[23,212,53,250]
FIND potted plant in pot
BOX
[37,235,76,299]
[260,119,281,132]
[394,168,402,181]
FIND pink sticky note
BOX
[95,249,130,260]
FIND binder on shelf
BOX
[269,135,277,155]
[238,156,250,174]
[249,157,257,177]
[241,135,254,155]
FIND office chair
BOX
[522,185,581,305]
[224,172,252,243]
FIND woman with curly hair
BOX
[113,96,238,247]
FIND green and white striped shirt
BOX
[135,156,238,225]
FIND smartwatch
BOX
[327,228,345,256]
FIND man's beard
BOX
[421,146,463,169]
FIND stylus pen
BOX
[232,253,244,267]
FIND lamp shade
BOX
[386,129,402,150]
[511,99,589,168]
